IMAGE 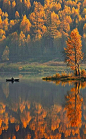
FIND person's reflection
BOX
[65,82,83,127]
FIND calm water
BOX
[0,74,86,139]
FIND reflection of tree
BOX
[2,83,9,98]
[0,81,86,138]
[65,82,83,127]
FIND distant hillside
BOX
[0,0,86,63]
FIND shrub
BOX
[81,69,86,76]
[56,73,61,78]
[61,72,67,77]
[68,72,73,77]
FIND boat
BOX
[6,77,19,83]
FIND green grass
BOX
[0,61,86,79]
[0,61,70,74]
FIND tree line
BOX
[0,0,86,62]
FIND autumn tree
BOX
[29,1,45,40]
[15,11,20,19]
[64,28,83,76]
[2,46,9,61]
[45,11,60,39]
[20,15,31,35]
[58,5,72,39]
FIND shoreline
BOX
[42,75,86,82]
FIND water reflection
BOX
[65,82,83,128]
[0,79,86,138]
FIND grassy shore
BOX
[0,61,86,78]
[0,61,70,74]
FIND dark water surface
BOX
[0,74,86,139]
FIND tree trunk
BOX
[77,63,80,76]
[74,46,78,76]
[75,69,77,76]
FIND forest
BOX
[0,0,86,62]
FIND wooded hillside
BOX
[0,0,86,62]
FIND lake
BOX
[0,74,86,139]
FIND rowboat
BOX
[6,77,19,83]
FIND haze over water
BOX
[0,74,86,139]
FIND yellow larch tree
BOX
[83,0,86,7]
[46,11,60,39]
[10,20,15,28]
[24,0,31,9]
[2,46,9,61]
[0,8,2,16]
[29,1,45,40]
[64,28,83,76]
[20,15,31,35]
[19,31,26,46]
[0,29,5,40]
[3,17,9,31]
[15,11,20,19]
[83,23,86,34]
[0,16,3,29]
[12,1,16,8]
[58,5,71,36]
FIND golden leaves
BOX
[24,0,31,9]
[20,15,31,34]
[64,28,83,72]
[15,11,20,19]
[12,1,16,8]
[83,23,86,34]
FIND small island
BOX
[42,28,86,82]
[42,71,86,82]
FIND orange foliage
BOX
[12,134,16,139]
[83,0,86,7]
[15,11,20,19]
[0,128,2,135]
[12,1,16,8]
[65,82,83,127]
[81,82,86,89]
[0,35,6,41]
[15,124,20,132]
[10,20,15,27]
[8,0,11,5]
[83,23,86,33]
[0,29,5,36]
[25,134,31,139]
[0,16,3,28]
[29,2,45,40]
[4,12,8,18]
[0,8,2,16]
[10,116,16,123]
[24,0,31,9]
[20,15,31,34]
[19,31,26,46]
[20,111,31,128]
[64,28,83,74]
[3,18,9,31]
